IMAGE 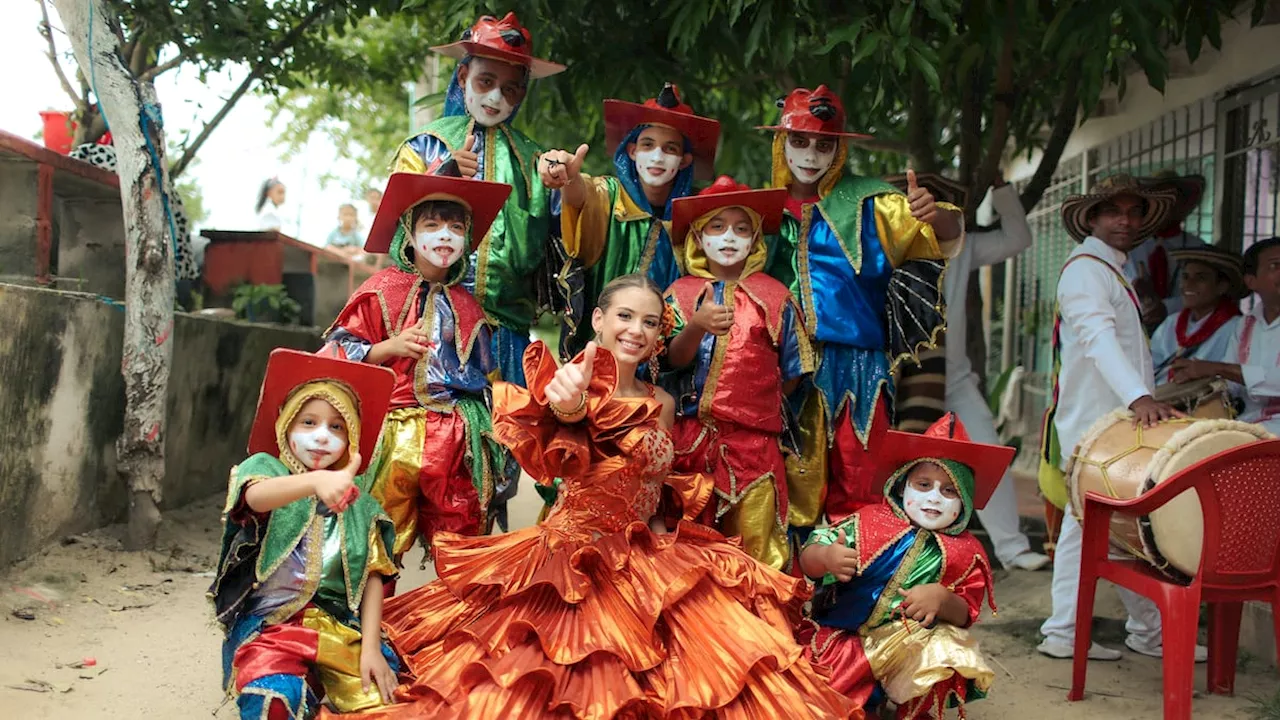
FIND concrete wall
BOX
[0,155,128,297]
[0,283,319,567]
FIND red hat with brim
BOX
[756,85,870,139]
[430,12,565,79]
[247,349,395,475]
[604,84,721,182]
[874,413,1016,510]
[365,173,512,254]
[670,176,786,247]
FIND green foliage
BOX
[1246,687,1280,720]
[231,283,302,325]
[270,0,1265,191]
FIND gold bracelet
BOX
[550,392,587,420]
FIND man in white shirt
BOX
[1037,174,1208,662]
[1170,237,1280,436]
[1125,172,1207,330]
[926,175,1049,571]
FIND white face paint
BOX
[465,84,514,127]
[785,139,837,185]
[699,229,752,267]
[633,147,681,187]
[902,477,963,531]
[288,426,348,471]
[415,227,466,269]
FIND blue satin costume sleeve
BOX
[402,133,459,175]
[811,531,916,632]
[326,327,372,363]
[779,301,806,383]
[806,199,896,438]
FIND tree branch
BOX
[38,0,85,112]
[138,52,186,82]
[971,0,1019,213]
[1019,64,1081,212]
[851,135,912,155]
[170,0,337,178]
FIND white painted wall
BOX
[1009,14,1280,183]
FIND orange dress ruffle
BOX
[336,342,860,720]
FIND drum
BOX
[1066,411,1270,579]
[1153,377,1234,419]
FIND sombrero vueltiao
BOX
[430,13,565,80]
[604,83,721,182]
[885,172,969,208]
[1060,173,1179,243]
[756,85,870,139]
[1170,244,1249,300]
[248,349,396,476]
[364,173,512,254]
[669,175,787,247]
[1139,170,1206,226]
[874,413,1016,511]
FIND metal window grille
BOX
[1218,73,1280,260]
[1088,97,1217,240]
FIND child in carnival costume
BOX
[797,413,1013,719]
[322,174,514,568]
[539,83,722,358]
[391,12,564,388]
[664,176,815,571]
[761,86,964,532]
[210,349,401,719]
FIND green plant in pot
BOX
[231,283,301,325]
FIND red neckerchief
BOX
[1155,224,1183,239]
[1175,300,1240,348]
[784,194,820,218]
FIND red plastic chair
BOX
[1067,438,1280,720]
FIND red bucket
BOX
[39,110,75,154]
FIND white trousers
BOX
[945,377,1032,566]
[1039,505,1163,645]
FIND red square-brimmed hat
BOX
[430,13,565,79]
[874,413,1016,510]
[670,176,786,247]
[365,173,512,254]
[604,83,721,182]
[757,85,870,139]
[248,349,395,475]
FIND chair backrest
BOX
[1188,439,1280,587]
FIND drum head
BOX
[1142,421,1270,579]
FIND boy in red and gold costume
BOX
[798,413,1012,718]
[321,174,513,568]
[664,177,814,571]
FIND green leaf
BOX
[908,46,941,92]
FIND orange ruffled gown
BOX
[339,342,859,719]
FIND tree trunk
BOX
[52,0,174,550]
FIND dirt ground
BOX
[1,483,1276,720]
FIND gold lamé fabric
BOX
[368,407,480,558]
[330,342,861,719]
[861,621,993,710]
[303,608,394,713]
[786,391,830,529]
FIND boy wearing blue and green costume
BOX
[760,85,964,532]
[210,349,400,720]
[798,413,1012,719]
[538,83,722,358]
